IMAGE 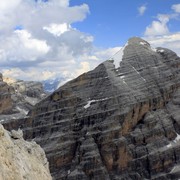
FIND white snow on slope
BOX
[140,41,147,46]
[84,98,109,109]
[157,49,165,53]
[111,43,128,69]
[166,133,180,148]
[140,41,157,52]
[16,106,28,115]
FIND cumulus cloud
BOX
[172,4,180,13]
[2,68,56,81]
[0,29,50,64]
[144,4,180,56]
[0,0,102,82]
[1,45,121,82]
[144,14,170,36]
[138,5,147,16]
[43,23,71,36]
[144,33,180,56]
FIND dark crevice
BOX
[146,156,151,179]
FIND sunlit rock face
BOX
[0,124,52,180]
[3,37,180,179]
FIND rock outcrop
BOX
[3,37,180,179]
[0,124,52,180]
[0,75,48,121]
[0,73,14,114]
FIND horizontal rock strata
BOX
[3,37,180,179]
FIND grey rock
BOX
[0,76,48,120]
[11,128,23,139]
[2,37,180,180]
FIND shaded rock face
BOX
[0,73,13,114]
[3,37,180,179]
[0,76,48,121]
[0,124,52,180]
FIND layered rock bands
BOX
[3,37,180,179]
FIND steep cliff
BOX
[0,73,14,114]
[3,37,180,179]
[0,75,47,121]
[0,124,52,180]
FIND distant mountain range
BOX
[42,77,65,92]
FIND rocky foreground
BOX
[2,37,180,179]
[0,124,52,180]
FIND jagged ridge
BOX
[2,37,180,179]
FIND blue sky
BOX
[0,0,180,82]
[70,0,180,47]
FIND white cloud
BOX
[2,68,56,81]
[1,45,121,82]
[94,47,122,60]
[0,0,21,12]
[2,1,179,85]
[43,23,71,36]
[75,62,90,76]
[144,33,180,56]
[0,0,98,82]
[0,0,89,32]
[0,29,50,63]
[144,4,180,56]
[138,5,147,16]
[144,14,170,36]
[172,4,180,13]
[16,30,50,54]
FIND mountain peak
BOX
[111,37,155,70]
[128,36,150,45]
[2,37,180,179]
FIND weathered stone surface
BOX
[0,75,48,121]
[0,73,13,114]
[3,37,180,179]
[0,124,52,180]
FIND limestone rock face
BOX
[0,76,48,121]
[0,124,52,180]
[0,73,13,114]
[3,37,180,179]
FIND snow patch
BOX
[131,66,140,74]
[166,133,180,148]
[16,106,28,115]
[170,165,180,174]
[84,100,96,109]
[151,47,157,52]
[111,43,128,69]
[120,75,125,79]
[84,98,109,109]
[166,143,172,148]
[157,49,165,53]
[174,133,180,143]
[140,42,147,46]
[0,119,4,123]
[140,41,157,52]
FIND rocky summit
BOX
[2,37,180,179]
